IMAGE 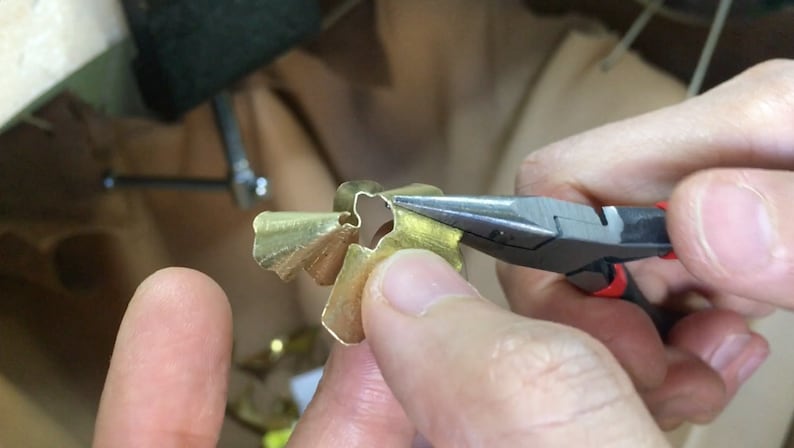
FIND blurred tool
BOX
[601,0,665,71]
[393,195,680,337]
[686,0,733,96]
[103,93,268,208]
[108,0,369,208]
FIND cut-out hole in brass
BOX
[354,195,393,249]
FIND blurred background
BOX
[1,0,794,446]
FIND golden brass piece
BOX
[227,385,298,433]
[236,327,323,378]
[252,211,357,285]
[252,180,463,344]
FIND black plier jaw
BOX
[392,195,679,337]
[391,195,671,275]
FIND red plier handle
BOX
[590,202,680,338]
[592,264,682,338]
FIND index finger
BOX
[517,60,794,204]
[93,268,232,448]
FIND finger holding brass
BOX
[252,181,464,344]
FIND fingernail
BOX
[654,396,704,422]
[377,250,478,316]
[707,334,751,372]
[698,181,774,273]
[737,350,768,384]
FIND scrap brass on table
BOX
[252,180,463,344]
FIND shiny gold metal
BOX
[227,385,298,433]
[237,327,324,378]
[252,181,463,344]
[252,211,357,285]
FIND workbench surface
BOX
[0,0,127,127]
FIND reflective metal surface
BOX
[253,181,463,344]
[393,195,670,274]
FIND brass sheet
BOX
[252,181,463,344]
[252,211,357,285]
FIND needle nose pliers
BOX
[392,195,679,337]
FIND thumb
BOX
[362,250,669,448]
[669,168,794,309]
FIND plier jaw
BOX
[391,195,671,275]
[392,194,679,336]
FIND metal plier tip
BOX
[392,195,679,337]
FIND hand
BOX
[94,254,673,447]
[287,250,672,446]
[498,59,794,429]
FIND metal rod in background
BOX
[321,0,363,30]
[212,93,252,180]
[601,0,665,71]
[211,93,267,209]
[103,92,268,209]
[687,0,733,97]
[103,173,228,191]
